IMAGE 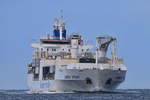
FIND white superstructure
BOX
[27,16,127,93]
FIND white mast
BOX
[96,37,99,65]
[59,10,64,40]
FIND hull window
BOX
[86,78,92,84]
[105,78,112,85]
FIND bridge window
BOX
[52,48,56,51]
[47,48,49,51]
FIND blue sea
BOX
[0,89,150,100]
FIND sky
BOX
[0,0,150,89]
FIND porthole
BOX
[86,78,92,84]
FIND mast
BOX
[53,10,66,40]
[96,38,98,65]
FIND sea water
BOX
[0,89,150,100]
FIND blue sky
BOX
[0,0,150,89]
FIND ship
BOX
[27,15,127,93]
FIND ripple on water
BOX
[0,89,150,100]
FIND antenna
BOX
[60,9,64,20]
[60,9,65,25]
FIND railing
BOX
[57,62,127,71]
